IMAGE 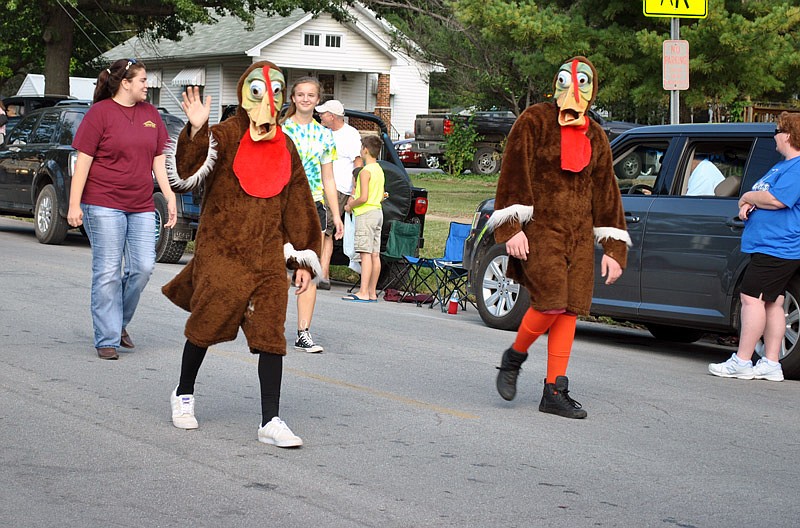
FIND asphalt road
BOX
[1,216,798,528]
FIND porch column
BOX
[374,73,392,134]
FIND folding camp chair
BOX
[380,220,421,296]
[351,220,420,296]
[404,222,472,311]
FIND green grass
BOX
[410,173,498,221]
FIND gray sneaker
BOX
[318,279,331,291]
[708,354,754,379]
[295,329,323,353]
[753,358,784,381]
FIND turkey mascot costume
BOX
[490,56,631,419]
[162,61,322,447]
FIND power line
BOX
[54,0,105,56]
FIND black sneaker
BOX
[539,376,587,419]
[294,329,323,353]
[495,348,527,401]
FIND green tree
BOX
[1,0,348,96]
[370,0,800,122]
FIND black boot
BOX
[495,348,528,401]
[539,376,587,419]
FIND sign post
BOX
[643,1,708,124]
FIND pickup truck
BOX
[412,111,515,175]
[412,109,639,175]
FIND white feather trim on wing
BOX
[164,132,218,192]
[284,243,323,283]
[485,204,534,231]
[593,227,632,247]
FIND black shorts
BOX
[315,201,327,232]
[740,253,800,302]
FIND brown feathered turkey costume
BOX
[162,61,321,355]
[492,57,631,419]
[488,57,630,314]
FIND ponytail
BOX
[94,58,146,104]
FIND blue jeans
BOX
[81,204,156,349]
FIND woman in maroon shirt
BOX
[67,58,177,360]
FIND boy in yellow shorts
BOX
[342,135,385,302]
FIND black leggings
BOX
[176,340,283,427]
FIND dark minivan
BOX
[464,123,800,378]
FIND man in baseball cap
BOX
[315,99,345,117]
[315,99,363,288]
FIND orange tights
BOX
[512,308,578,384]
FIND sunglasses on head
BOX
[774,128,786,136]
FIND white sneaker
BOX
[753,358,784,381]
[170,387,199,429]
[294,329,323,353]
[258,417,303,448]
[708,354,754,379]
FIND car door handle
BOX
[37,153,45,161]
[726,217,746,228]
[624,213,641,224]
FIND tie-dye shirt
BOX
[282,117,337,202]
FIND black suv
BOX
[0,103,199,263]
[463,123,800,378]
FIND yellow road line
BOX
[210,348,480,420]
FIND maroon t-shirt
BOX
[72,99,168,212]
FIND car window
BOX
[6,113,39,145]
[28,112,61,144]
[613,141,670,194]
[678,141,751,197]
[58,111,84,145]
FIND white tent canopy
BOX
[16,74,96,100]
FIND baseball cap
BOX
[315,99,345,116]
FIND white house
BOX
[16,73,96,100]
[101,4,433,138]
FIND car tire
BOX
[615,152,642,179]
[475,243,530,330]
[154,192,187,264]
[752,274,800,379]
[471,147,501,175]
[34,184,69,245]
[644,323,704,343]
[422,154,440,170]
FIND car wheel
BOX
[615,152,642,179]
[471,147,501,175]
[34,184,69,245]
[752,275,800,379]
[154,192,187,264]
[423,154,440,170]
[645,323,704,343]
[475,243,530,330]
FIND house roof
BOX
[103,10,310,61]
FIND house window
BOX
[304,33,320,47]
[325,34,342,48]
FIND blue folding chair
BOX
[404,222,472,310]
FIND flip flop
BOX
[341,294,371,303]
[368,299,378,303]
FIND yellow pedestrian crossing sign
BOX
[644,0,708,19]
